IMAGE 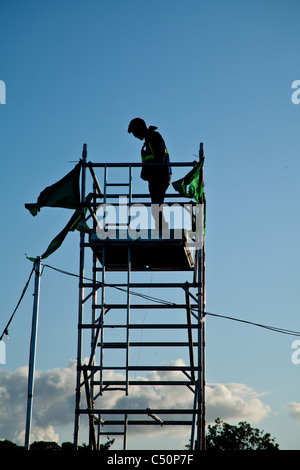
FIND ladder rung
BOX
[102,387,127,392]
[80,365,199,371]
[99,420,193,426]
[106,324,199,329]
[101,342,197,348]
[79,323,200,329]
[105,183,130,186]
[93,304,198,310]
[93,380,194,386]
[79,408,196,414]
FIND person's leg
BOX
[148,180,170,230]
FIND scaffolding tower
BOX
[73,143,206,450]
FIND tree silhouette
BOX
[30,441,61,450]
[0,438,114,451]
[206,418,279,450]
[0,440,22,451]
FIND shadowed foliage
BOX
[206,418,279,450]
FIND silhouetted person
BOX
[128,117,171,230]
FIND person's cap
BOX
[128,117,147,133]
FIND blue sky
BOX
[1,0,300,450]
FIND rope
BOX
[43,263,300,338]
[0,265,35,341]
[2,261,300,341]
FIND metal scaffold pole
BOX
[24,256,42,451]
[74,144,87,449]
[199,142,206,450]
[193,142,206,450]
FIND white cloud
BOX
[206,383,271,424]
[0,361,76,445]
[0,358,272,446]
[287,402,300,423]
[14,425,59,445]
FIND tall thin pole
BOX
[74,144,87,448]
[194,142,206,450]
[24,256,42,450]
[199,142,206,450]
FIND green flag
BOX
[172,158,206,234]
[25,162,81,216]
[26,194,92,263]
[172,158,204,203]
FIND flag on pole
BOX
[172,158,206,233]
[25,162,81,216]
[172,158,204,204]
[26,194,92,263]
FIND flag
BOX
[172,158,206,234]
[26,194,92,263]
[25,162,81,216]
[172,158,204,204]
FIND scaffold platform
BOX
[89,228,195,271]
